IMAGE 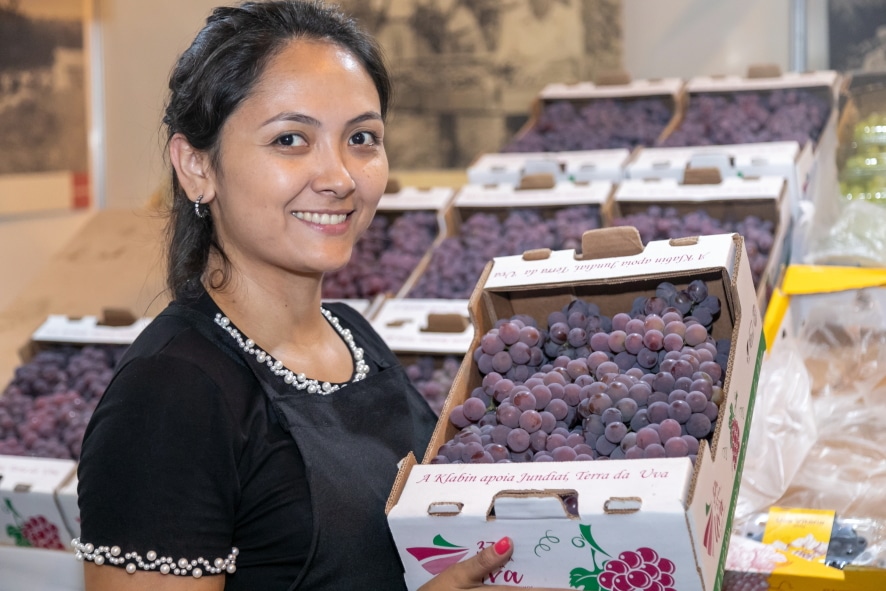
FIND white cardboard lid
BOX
[378,187,455,211]
[371,299,472,354]
[30,315,151,345]
[455,181,612,207]
[539,78,684,100]
[482,233,738,289]
[615,176,785,202]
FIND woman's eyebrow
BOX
[261,111,382,128]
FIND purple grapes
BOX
[408,207,601,299]
[610,205,775,288]
[404,355,460,416]
[658,88,830,147]
[503,97,674,152]
[0,345,127,460]
[430,281,730,465]
[323,210,438,298]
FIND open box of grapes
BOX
[608,174,791,316]
[387,230,765,591]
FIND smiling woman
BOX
[72,2,562,591]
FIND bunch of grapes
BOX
[598,548,677,591]
[404,355,461,416]
[658,89,830,147]
[322,210,438,299]
[610,206,775,287]
[407,206,600,299]
[0,345,125,460]
[430,280,731,465]
[503,98,673,152]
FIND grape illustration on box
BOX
[406,524,678,591]
[3,498,65,550]
[568,524,677,591]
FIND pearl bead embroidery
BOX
[72,538,238,577]
[214,307,369,395]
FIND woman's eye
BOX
[276,133,306,147]
[349,131,379,146]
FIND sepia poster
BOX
[0,0,89,216]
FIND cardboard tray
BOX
[467,149,630,185]
[398,181,614,300]
[387,229,765,591]
[607,175,791,318]
[506,73,686,151]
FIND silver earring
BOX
[194,195,208,218]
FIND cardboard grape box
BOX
[0,455,76,551]
[370,298,474,417]
[661,67,841,210]
[387,231,765,591]
[467,149,630,185]
[371,298,474,356]
[324,183,455,300]
[507,74,686,151]
[625,142,813,220]
[399,180,613,300]
[608,175,790,317]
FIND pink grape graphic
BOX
[568,523,677,590]
[3,498,65,550]
[407,535,470,575]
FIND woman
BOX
[75,2,566,590]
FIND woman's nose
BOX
[311,145,357,198]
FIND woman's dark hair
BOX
[163,0,391,300]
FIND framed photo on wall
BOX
[0,0,94,218]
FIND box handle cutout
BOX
[488,490,579,520]
[428,502,463,516]
[385,318,411,328]
[384,178,401,194]
[594,69,631,86]
[604,497,642,514]
[747,63,782,79]
[575,227,644,261]
[579,164,596,171]
[14,483,32,493]
[668,236,700,247]
[523,248,552,261]
[421,313,469,333]
[101,308,138,327]
[682,167,723,185]
[518,173,556,190]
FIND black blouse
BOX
[77,292,436,590]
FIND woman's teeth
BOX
[292,212,347,225]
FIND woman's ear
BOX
[169,133,216,203]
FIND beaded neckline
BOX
[214,307,369,395]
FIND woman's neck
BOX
[204,267,328,356]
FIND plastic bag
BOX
[773,288,886,520]
[735,341,817,524]
[802,199,886,266]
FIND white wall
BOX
[97,0,218,209]
[623,0,790,79]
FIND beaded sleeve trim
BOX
[72,538,238,577]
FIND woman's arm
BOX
[84,563,225,591]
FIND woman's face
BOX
[205,39,388,283]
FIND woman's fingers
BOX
[457,537,514,584]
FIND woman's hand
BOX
[417,537,571,591]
